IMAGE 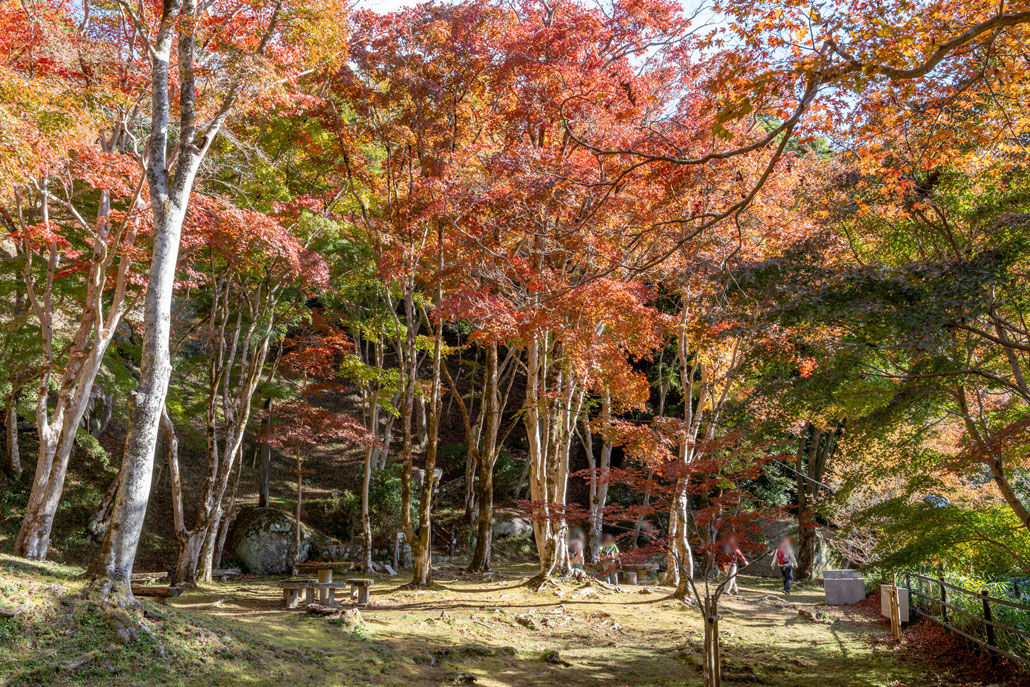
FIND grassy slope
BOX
[1,554,969,687]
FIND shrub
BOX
[319,464,411,545]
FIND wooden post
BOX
[938,567,947,624]
[981,589,997,662]
[394,531,401,571]
[888,574,902,642]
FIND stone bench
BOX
[620,563,659,585]
[211,568,241,581]
[346,578,374,605]
[278,580,358,609]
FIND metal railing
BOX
[906,571,1030,668]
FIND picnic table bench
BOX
[291,562,355,603]
[211,567,241,581]
[278,577,374,609]
[619,562,659,585]
[132,585,183,605]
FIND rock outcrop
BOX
[492,516,533,539]
[229,507,331,575]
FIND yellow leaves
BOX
[713,96,754,141]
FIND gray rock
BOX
[229,507,331,575]
[492,517,533,539]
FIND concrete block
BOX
[823,569,866,605]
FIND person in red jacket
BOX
[771,537,798,595]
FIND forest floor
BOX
[2,555,1024,687]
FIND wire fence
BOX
[904,570,1030,668]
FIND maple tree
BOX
[87,0,349,601]
[0,1,146,561]
[261,400,372,566]
[2,3,1030,669]
[163,196,329,585]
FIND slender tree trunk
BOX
[258,399,272,507]
[702,595,722,687]
[4,393,19,477]
[17,351,114,559]
[87,475,121,544]
[376,411,395,471]
[397,286,418,545]
[795,424,820,580]
[666,478,694,595]
[525,343,582,581]
[294,453,303,568]
[15,125,137,561]
[583,391,611,564]
[360,342,382,573]
[361,444,375,572]
[211,460,242,572]
[468,457,494,572]
[411,296,444,586]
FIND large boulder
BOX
[492,516,533,539]
[229,507,332,575]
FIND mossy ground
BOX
[0,555,1013,687]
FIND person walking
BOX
[771,537,797,595]
[569,530,586,571]
[721,535,748,595]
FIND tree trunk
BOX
[211,463,240,572]
[396,286,418,546]
[795,420,841,581]
[583,391,611,564]
[467,457,494,572]
[88,24,194,594]
[668,479,694,596]
[258,400,272,508]
[525,341,582,581]
[361,444,375,572]
[4,394,19,478]
[87,475,120,544]
[360,344,382,573]
[294,454,303,568]
[795,424,820,581]
[411,297,444,587]
[14,125,136,562]
[703,596,722,687]
[88,0,255,598]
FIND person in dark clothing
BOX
[771,537,797,595]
